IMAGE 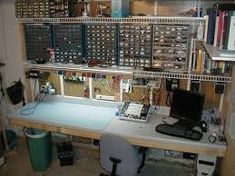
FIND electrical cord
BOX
[153,89,161,106]
[124,92,132,101]
[149,105,159,114]
[20,93,47,116]
[165,91,172,107]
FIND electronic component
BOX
[86,24,117,66]
[40,82,56,94]
[155,123,203,141]
[191,80,201,92]
[63,71,85,84]
[152,25,190,71]
[118,24,152,68]
[197,154,216,176]
[53,24,84,64]
[166,78,180,92]
[214,82,225,94]
[170,89,205,129]
[24,24,52,63]
[117,102,151,122]
[122,80,132,93]
[25,70,50,80]
[25,70,40,78]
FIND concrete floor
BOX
[0,137,194,176]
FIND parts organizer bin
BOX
[53,24,84,64]
[57,141,74,166]
[23,21,193,72]
[118,24,152,68]
[152,24,190,71]
[85,24,117,66]
[24,24,52,64]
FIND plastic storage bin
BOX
[111,0,130,17]
[24,128,52,172]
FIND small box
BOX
[57,141,74,167]
[111,0,130,17]
[58,151,74,166]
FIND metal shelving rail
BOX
[18,16,206,24]
[24,62,133,75]
[133,70,231,83]
[24,62,231,83]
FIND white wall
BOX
[0,0,24,86]
[0,0,25,129]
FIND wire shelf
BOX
[24,62,231,83]
[133,70,231,83]
[24,62,133,75]
[18,16,206,25]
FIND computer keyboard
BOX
[155,123,203,141]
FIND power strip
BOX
[95,94,115,101]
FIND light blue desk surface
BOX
[8,96,120,131]
[8,97,227,157]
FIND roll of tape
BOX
[208,132,217,143]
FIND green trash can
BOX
[24,128,52,172]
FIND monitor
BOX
[170,88,205,128]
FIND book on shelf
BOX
[195,49,203,74]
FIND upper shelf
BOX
[202,42,235,61]
[24,62,231,83]
[17,16,206,25]
[24,62,133,75]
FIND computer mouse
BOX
[200,121,207,133]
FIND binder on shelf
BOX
[207,8,216,45]
[221,12,229,49]
[216,11,226,49]
[223,11,233,49]
[227,16,235,50]
[213,16,220,47]
[212,3,235,49]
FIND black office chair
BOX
[99,133,147,176]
